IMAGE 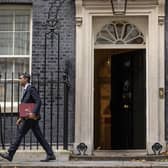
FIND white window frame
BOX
[0,5,32,113]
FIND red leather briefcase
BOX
[19,103,35,118]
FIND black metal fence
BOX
[0,0,73,151]
[0,71,70,150]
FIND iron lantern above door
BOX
[111,0,127,15]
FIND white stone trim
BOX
[75,0,165,155]
[157,0,165,152]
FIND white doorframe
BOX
[74,0,165,155]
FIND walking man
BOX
[0,72,56,162]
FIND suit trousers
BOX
[8,119,53,157]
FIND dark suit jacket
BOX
[21,84,41,115]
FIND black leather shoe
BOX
[40,154,56,162]
[0,152,13,161]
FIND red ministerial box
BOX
[19,103,35,118]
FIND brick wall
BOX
[0,0,75,148]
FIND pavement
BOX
[1,160,168,168]
[1,150,168,167]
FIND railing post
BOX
[50,72,53,147]
[63,71,69,150]
[0,103,5,149]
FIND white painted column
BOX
[158,0,166,152]
[74,1,94,154]
[74,0,84,152]
[146,8,160,154]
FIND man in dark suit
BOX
[0,73,56,162]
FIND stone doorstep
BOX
[70,154,168,161]
[70,150,168,162]
[0,149,71,162]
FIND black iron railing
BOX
[0,0,72,151]
[0,72,70,150]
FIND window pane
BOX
[0,82,20,102]
[0,10,13,31]
[0,58,13,79]
[0,32,13,55]
[0,82,4,101]
[15,58,29,78]
[0,58,29,79]
[0,83,12,102]
[14,32,30,55]
[14,82,21,102]
[15,10,30,31]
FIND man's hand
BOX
[25,109,36,119]
[27,112,36,119]
[25,108,31,113]
[16,118,22,125]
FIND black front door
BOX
[111,49,146,149]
